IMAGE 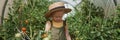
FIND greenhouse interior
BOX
[0,0,120,40]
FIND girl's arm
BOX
[42,21,51,38]
[65,23,71,40]
[45,21,51,32]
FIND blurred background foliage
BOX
[67,0,120,40]
[0,0,120,40]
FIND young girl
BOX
[44,2,71,40]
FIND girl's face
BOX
[51,10,64,22]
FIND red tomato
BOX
[22,27,26,33]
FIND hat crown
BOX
[49,2,65,10]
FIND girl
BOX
[44,2,71,40]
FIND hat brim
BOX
[45,8,71,18]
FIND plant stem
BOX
[30,24,33,40]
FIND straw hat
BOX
[45,2,71,18]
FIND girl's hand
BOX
[41,33,48,38]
